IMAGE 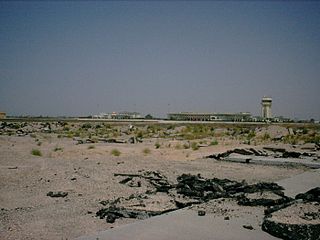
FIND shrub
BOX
[191,142,199,151]
[81,123,92,129]
[143,148,151,154]
[31,149,42,156]
[283,135,298,145]
[262,133,270,141]
[247,131,256,140]
[210,140,218,146]
[111,149,121,156]
[88,145,95,149]
[37,142,42,146]
[136,131,144,138]
[175,143,182,149]
[154,142,161,149]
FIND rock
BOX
[282,151,301,158]
[47,191,68,198]
[295,187,320,203]
[128,137,137,144]
[263,147,286,153]
[198,210,206,216]
[233,148,254,155]
[243,225,254,230]
[106,213,117,223]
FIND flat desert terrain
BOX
[0,121,319,239]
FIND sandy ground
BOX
[0,126,311,239]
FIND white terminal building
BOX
[93,112,141,119]
[261,96,272,119]
[167,112,252,122]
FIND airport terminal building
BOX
[167,112,252,122]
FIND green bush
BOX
[191,142,199,151]
[210,140,218,146]
[143,148,151,154]
[111,149,121,156]
[31,149,42,156]
[154,142,161,149]
[175,143,182,149]
[262,133,270,141]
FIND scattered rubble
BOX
[115,171,173,193]
[96,171,320,240]
[97,172,289,223]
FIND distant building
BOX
[261,96,272,119]
[0,112,6,119]
[110,112,141,119]
[167,112,251,122]
[93,112,141,119]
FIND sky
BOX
[0,1,319,119]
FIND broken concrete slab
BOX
[276,169,320,198]
[78,208,278,240]
[237,191,291,207]
[262,201,320,240]
[222,156,320,169]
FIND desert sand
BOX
[0,121,318,239]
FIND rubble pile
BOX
[96,172,289,222]
[96,172,320,239]
[206,147,318,160]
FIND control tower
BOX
[261,96,272,119]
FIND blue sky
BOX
[0,1,319,119]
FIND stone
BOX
[295,187,320,203]
[47,191,68,198]
[198,210,206,216]
[282,151,301,158]
[243,225,254,230]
